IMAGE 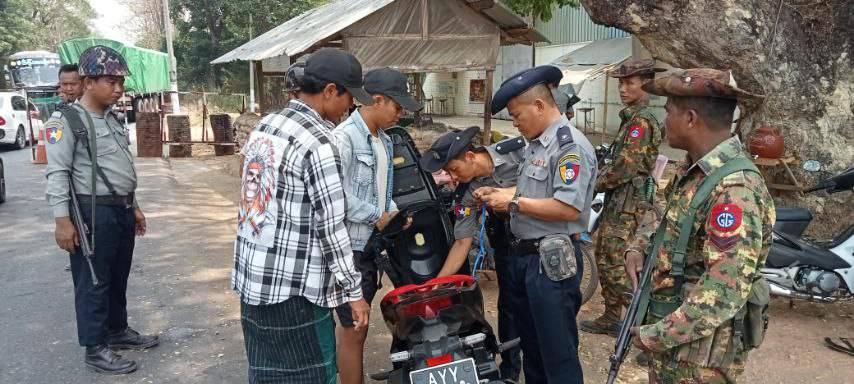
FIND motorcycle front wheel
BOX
[579,242,599,305]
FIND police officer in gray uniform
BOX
[45,45,158,375]
[476,66,597,384]
[420,125,525,380]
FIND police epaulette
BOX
[557,125,574,147]
[495,136,525,154]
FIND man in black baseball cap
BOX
[305,48,375,106]
[332,67,421,384]
[233,47,372,383]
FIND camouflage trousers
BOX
[648,351,747,384]
[594,211,635,316]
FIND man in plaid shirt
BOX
[232,48,376,384]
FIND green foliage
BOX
[0,0,37,58]
[30,0,95,50]
[504,0,579,22]
[0,0,94,57]
[171,0,318,92]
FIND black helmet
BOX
[78,45,131,77]
[286,62,306,92]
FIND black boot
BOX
[85,345,137,375]
[107,328,160,350]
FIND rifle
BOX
[69,180,100,286]
[606,206,668,383]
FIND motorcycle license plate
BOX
[409,358,479,384]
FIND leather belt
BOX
[511,235,584,256]
[77,193,135,206]
[510,237,543,255]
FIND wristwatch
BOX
[509,195,521,215]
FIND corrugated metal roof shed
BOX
[212,0,547,67]
[550,37,631,91]
[212,0,394,64]
[535,5,628,45]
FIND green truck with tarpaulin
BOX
[57,38,170,121]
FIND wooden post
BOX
[483,69,494,144]
[202,92,209,142]
[254,61,264,112]
[414,73,423,128]
[601,74,609,143]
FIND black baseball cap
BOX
[305,48,374,105]
[286,62,305,92]
[364,68,422,112]
[419,126,480,172]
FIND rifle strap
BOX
[58,104,120,250]
[640,156,760,324]
[670,157,760,277]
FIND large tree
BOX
[579,0,852,233]
[0,0,36,58]
[169,0,317,92]
[511,0,853,234]
[29,0,95,50]
[122,0,165,51]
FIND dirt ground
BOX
[191,152,854,384]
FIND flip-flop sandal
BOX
[824,337,854,357]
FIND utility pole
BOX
[162,0,180,114]
[249,14,256,113]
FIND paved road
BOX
[0,143,247,383]
[3,131,848,384]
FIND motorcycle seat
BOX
[767,231,851,270]
[775,207,813,223]
[774,207,814,237]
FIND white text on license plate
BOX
[409,358,479,384]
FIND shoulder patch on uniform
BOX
[557,125,574,147]
[709,234,740,251]
[558,152,581,184]
[45,121,63,144]
[710,204,742,232]
[627,124,644,142]
[494,136,525,154]
[455,203,473,219]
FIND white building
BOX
[422,5,666,136]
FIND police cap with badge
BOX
[491,65,575,149]
[419,126,480,173]
[491,65,563,114]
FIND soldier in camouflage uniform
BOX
[624,68,775,383]
[581,59,665,336]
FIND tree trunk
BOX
[581,0,853,236]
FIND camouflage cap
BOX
[78,45,131,77]
[609,58,665,78]
[641,68,764,100]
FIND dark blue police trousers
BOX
[69,203,135,346]
[506,240,584,384]
[487,214,522,381]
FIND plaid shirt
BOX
[232,100,363,307]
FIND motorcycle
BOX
[762,166,854,302]
[368,128,514,383]
[370,274,517,383]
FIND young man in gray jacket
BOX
[333,68,421,384]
